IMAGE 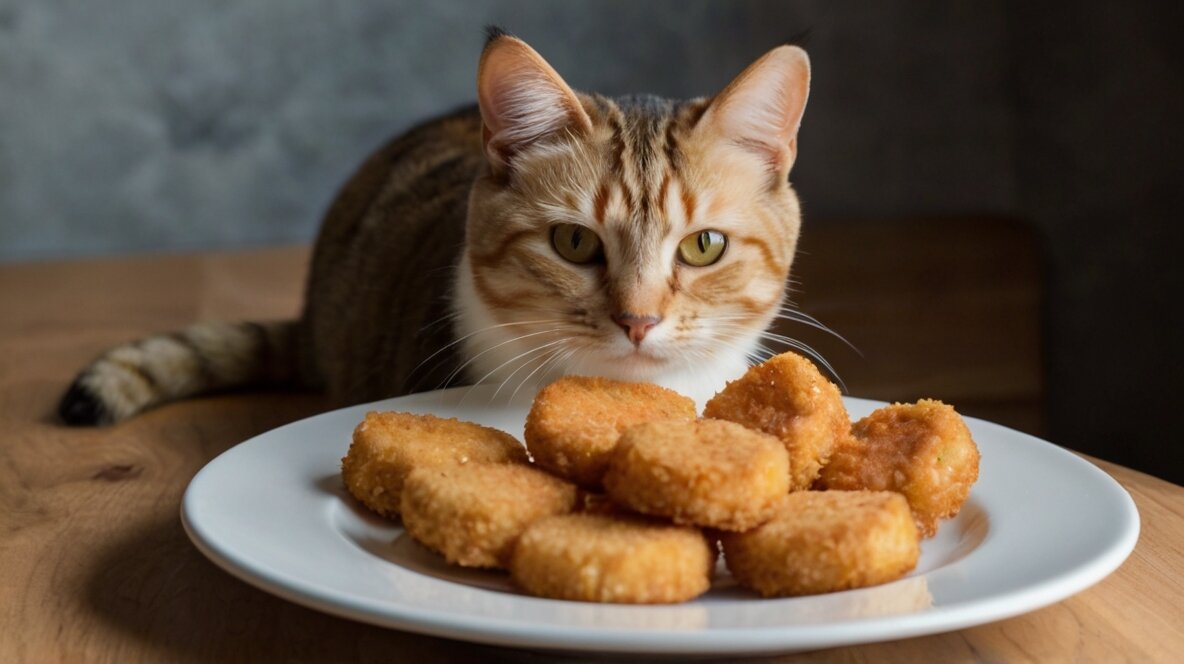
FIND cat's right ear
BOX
[477,34,591,172]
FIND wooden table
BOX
[2,224,1181,662]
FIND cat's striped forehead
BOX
[576,94,714,246]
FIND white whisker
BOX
[511,346,578,403]
[459,336,574,406]
[772,307,861,356]
[707,321,847,392]
[437,327,566,392]
[755,332,847,392]
[417,309,461,334]
[490,338,574,401]
[410,318,567,383]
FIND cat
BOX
[58,29,814,425]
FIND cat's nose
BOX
[611,313,662,345]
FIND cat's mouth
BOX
[616,347,668,366]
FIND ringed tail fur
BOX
[58,320,305,425]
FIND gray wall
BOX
[3,1,1181,481]
[0,1,1015,259]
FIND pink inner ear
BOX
[477,38,591,166]
[705,46,811,170]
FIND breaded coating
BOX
[721,491,920,597]
[510,513,714,603]
[524,376,696,489]
[401,463,578,569]
[815,399,980,537]
[703,352,850,491]
[340,411,527,518]
[603,418,790,531]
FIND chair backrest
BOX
[778,217,1043,435]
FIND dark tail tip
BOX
[58,378,114,426]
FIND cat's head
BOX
[454,33,811,405]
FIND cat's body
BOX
[59,33,812,425]
[301,107,485,403]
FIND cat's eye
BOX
[677,230,728,267]
[551,224,603,264]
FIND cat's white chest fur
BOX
[451,258,755,409]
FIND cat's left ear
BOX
[700,45,811,174]
[477,34,592,172]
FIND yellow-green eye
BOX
[551,224,603,264]
[678,230,727,266]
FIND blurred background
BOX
[1,1,1180,482]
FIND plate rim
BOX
[180,388,1141,655]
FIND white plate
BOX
[181,387,1139,656]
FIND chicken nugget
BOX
[524,376,696,489]
[815,399,980,537]
[401,463,578,569]
[603,418,789,531]
[341,411,527,518]
[721,491,919,597]
[510,513,714,603]
[703,351,850,491]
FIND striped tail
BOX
[58,320,304,425]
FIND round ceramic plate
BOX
[181,387,1139,656]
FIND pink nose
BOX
[611,313,662,345]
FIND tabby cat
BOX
[58,30,813,425]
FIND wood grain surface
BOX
[2,222,1179,663]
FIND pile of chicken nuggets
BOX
[341,351,980,604]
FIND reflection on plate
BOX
[181,386,1138,655]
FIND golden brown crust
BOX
[523,376,696,489]
[400,463,578,569]
[703,351,850,490]
[815,400,980,537]
[340,411,527,518]
[721,491,920,597]
[509,513,714,603]
[603,418,789,531]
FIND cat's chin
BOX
[608,348,669,367]
[564,346,752,410]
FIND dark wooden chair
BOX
[783,218,1043,435]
